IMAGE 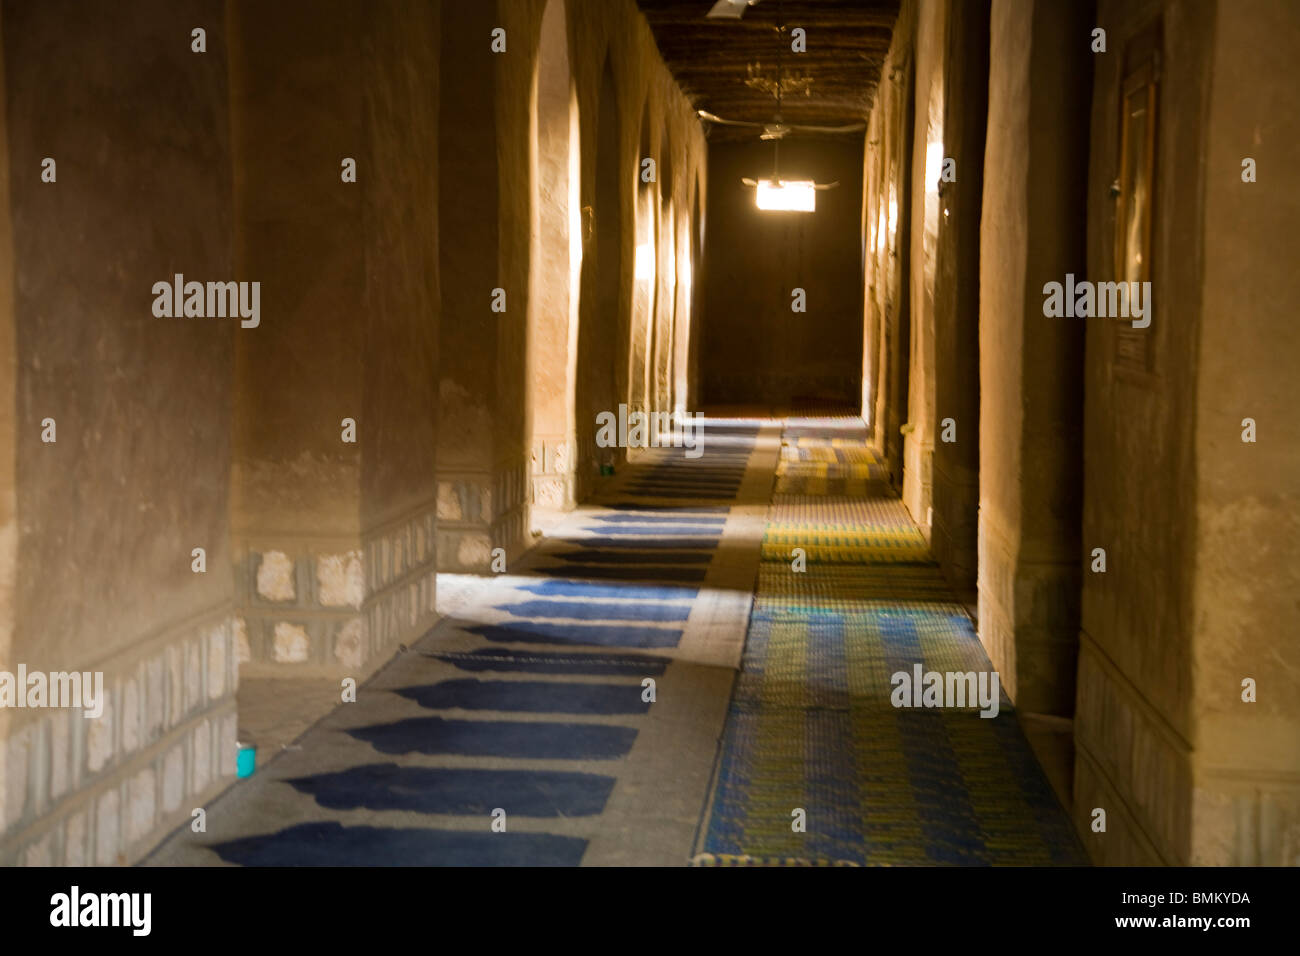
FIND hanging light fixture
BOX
[743,136,833,213]
[733,11,843,212]
[755,178,816,212]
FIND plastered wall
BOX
[1189,0,1300,866]
[1,0,239,865]
[1076,0,1300,866]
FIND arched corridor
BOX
[0,0,1297,889]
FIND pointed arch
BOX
[527,0,580,511]
[629,96,657,417]
[575,52,623,493]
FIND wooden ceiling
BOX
[635,0,899,141]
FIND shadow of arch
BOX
[209,821,587,867]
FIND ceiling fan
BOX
[696,13,860,209]
[734,115,844,212]
[696,8,866,144]
[698,109,866,142]
[707,0,763,18]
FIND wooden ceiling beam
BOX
[635,0,900,122]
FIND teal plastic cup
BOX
[236,739,256,778]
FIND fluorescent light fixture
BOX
[755,179,815,212]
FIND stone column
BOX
[902,0,947,533]
[229,0,440,678]
[977,0,1090,716]
[930,0,989,596]
[436,0,535,571]
[527,0,580,514]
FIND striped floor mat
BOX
[696,419,1087,866]
[145,421,760,867]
